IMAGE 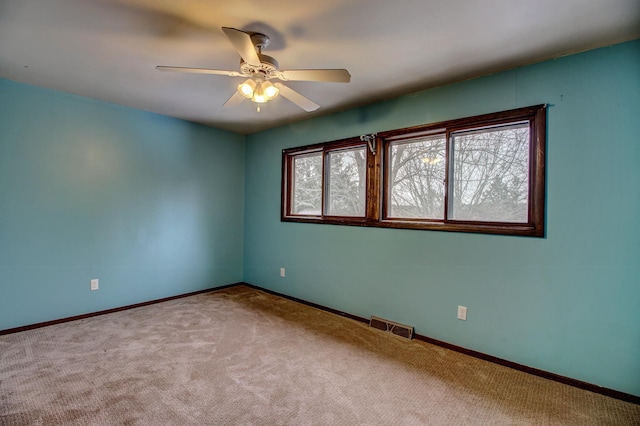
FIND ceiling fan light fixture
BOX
[238,79,256,98]
[249,80,278,104]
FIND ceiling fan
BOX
[156,27,351,112]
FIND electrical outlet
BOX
[280,267,286,277]
[90,279,99,291]
[457,305,467,321]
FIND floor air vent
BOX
[369,316,414,339]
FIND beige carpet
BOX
[1,285,638,425]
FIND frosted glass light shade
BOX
[238,79,256,98]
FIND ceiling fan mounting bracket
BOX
[249,33,270,51]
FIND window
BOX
[282,105,546,236]
[291,152,322,215]
[326,146,367,217]
[449,123,529,223]
[387,133,446,220]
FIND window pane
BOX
[450,123,529,222]
[388,135,446,219]
[292,152,322,215]
[326,147,366,216]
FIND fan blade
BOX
[223,90,245,107]
[156,66,241,77]
[278,69,351,83]
[221,27,261,66]
[274,83,319,112]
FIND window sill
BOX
[282,216,543,237]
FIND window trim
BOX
[282,105,546,237]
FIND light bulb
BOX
[238,79,256,98]
[421,157,442,165]
[262,81,279,99]
[252,81,267,103]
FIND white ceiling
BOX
[1,0,638,134]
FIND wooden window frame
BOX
[282,105,546,237]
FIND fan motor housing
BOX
[240,54,279,78]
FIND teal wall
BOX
[2,41,638,397]
[243,41,640,396]
[0,79,245,330]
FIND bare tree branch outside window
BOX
[451,124,529,222]
[388,135,446,219]
[327,147,366,216]
[292,153,322,215]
